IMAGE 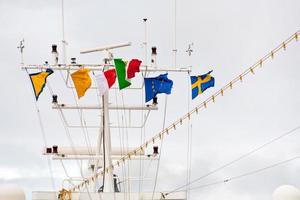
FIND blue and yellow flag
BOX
[144,73,173,102]
[190,70,215,99]
[29,68,54,100]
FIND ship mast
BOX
[101,91,114,192]
[101,57,113,192]
[23,42,191,200]
[81,43,131,193]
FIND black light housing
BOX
[71,57,76,64]
[151,46,157,55]
[46,147,52,154]
[52,145,58,154]
[153,96,158,105]
[103,58,109,64]
[51,44,58,53]
[90,164,95,171]
[52,95,58,104]
[153,146,159,154]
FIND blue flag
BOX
[190,70,215,99]
[144,73,173,102]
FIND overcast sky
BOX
[0,0,300,199]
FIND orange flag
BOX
[71,68,91,98]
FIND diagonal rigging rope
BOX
[164,124,300,196]
[61,30,299,195]
[180,155,300,192]
[151,95,169,200]
[25,69,56,191]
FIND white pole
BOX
[80,42,131,54]
[22,65,191,72]
[143,18,148,67]
[93,115,103,192]
[173,0,178,68]
[102,91,114,192]
[61,0,67,65]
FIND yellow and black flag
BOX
[29,69,53,100]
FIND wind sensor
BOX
[186,43,194,56]
[17,39,25,64]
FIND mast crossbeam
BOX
[52,155,158,160]
[21,65,191,72]
[53,104,158,111]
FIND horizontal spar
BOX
[80,41,132,54]
[44,146,145,156]
[52,155,158,160]
[52,104,158,111]
[53,104,158,111]
[21,65,191,72]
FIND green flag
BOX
[114,58,131,89]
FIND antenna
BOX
[173,0,178,68]
[61,0,68,65]
[80,42,131,65]
[17,39,25,65]
[186,43,194,56]
[143,18,148,66]
[80,42,131,54]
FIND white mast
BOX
[102,91,114,192]
[25,42,188,200]
[80,44,132,193]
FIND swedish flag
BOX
[190,70,215,99]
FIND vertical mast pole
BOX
[143,18,148,76]
[173,0,177,68]
[61,0,67,65]
[93,56,114,193]
[102,92,114,192]
[92,100,103,192]
[143,18,148,67]
[102,56,114,192]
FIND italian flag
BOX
[114,58,142,90]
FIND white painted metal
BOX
[102,92,114,192]
[52,50,58,65]
[52,104,158,110]
[52,155,158,160]
[32,191,186,200]
[44,146,144,156]
[58,107,152,129]
[92,106,103,192]
[80,42,131,54]
[21,65,191,72]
